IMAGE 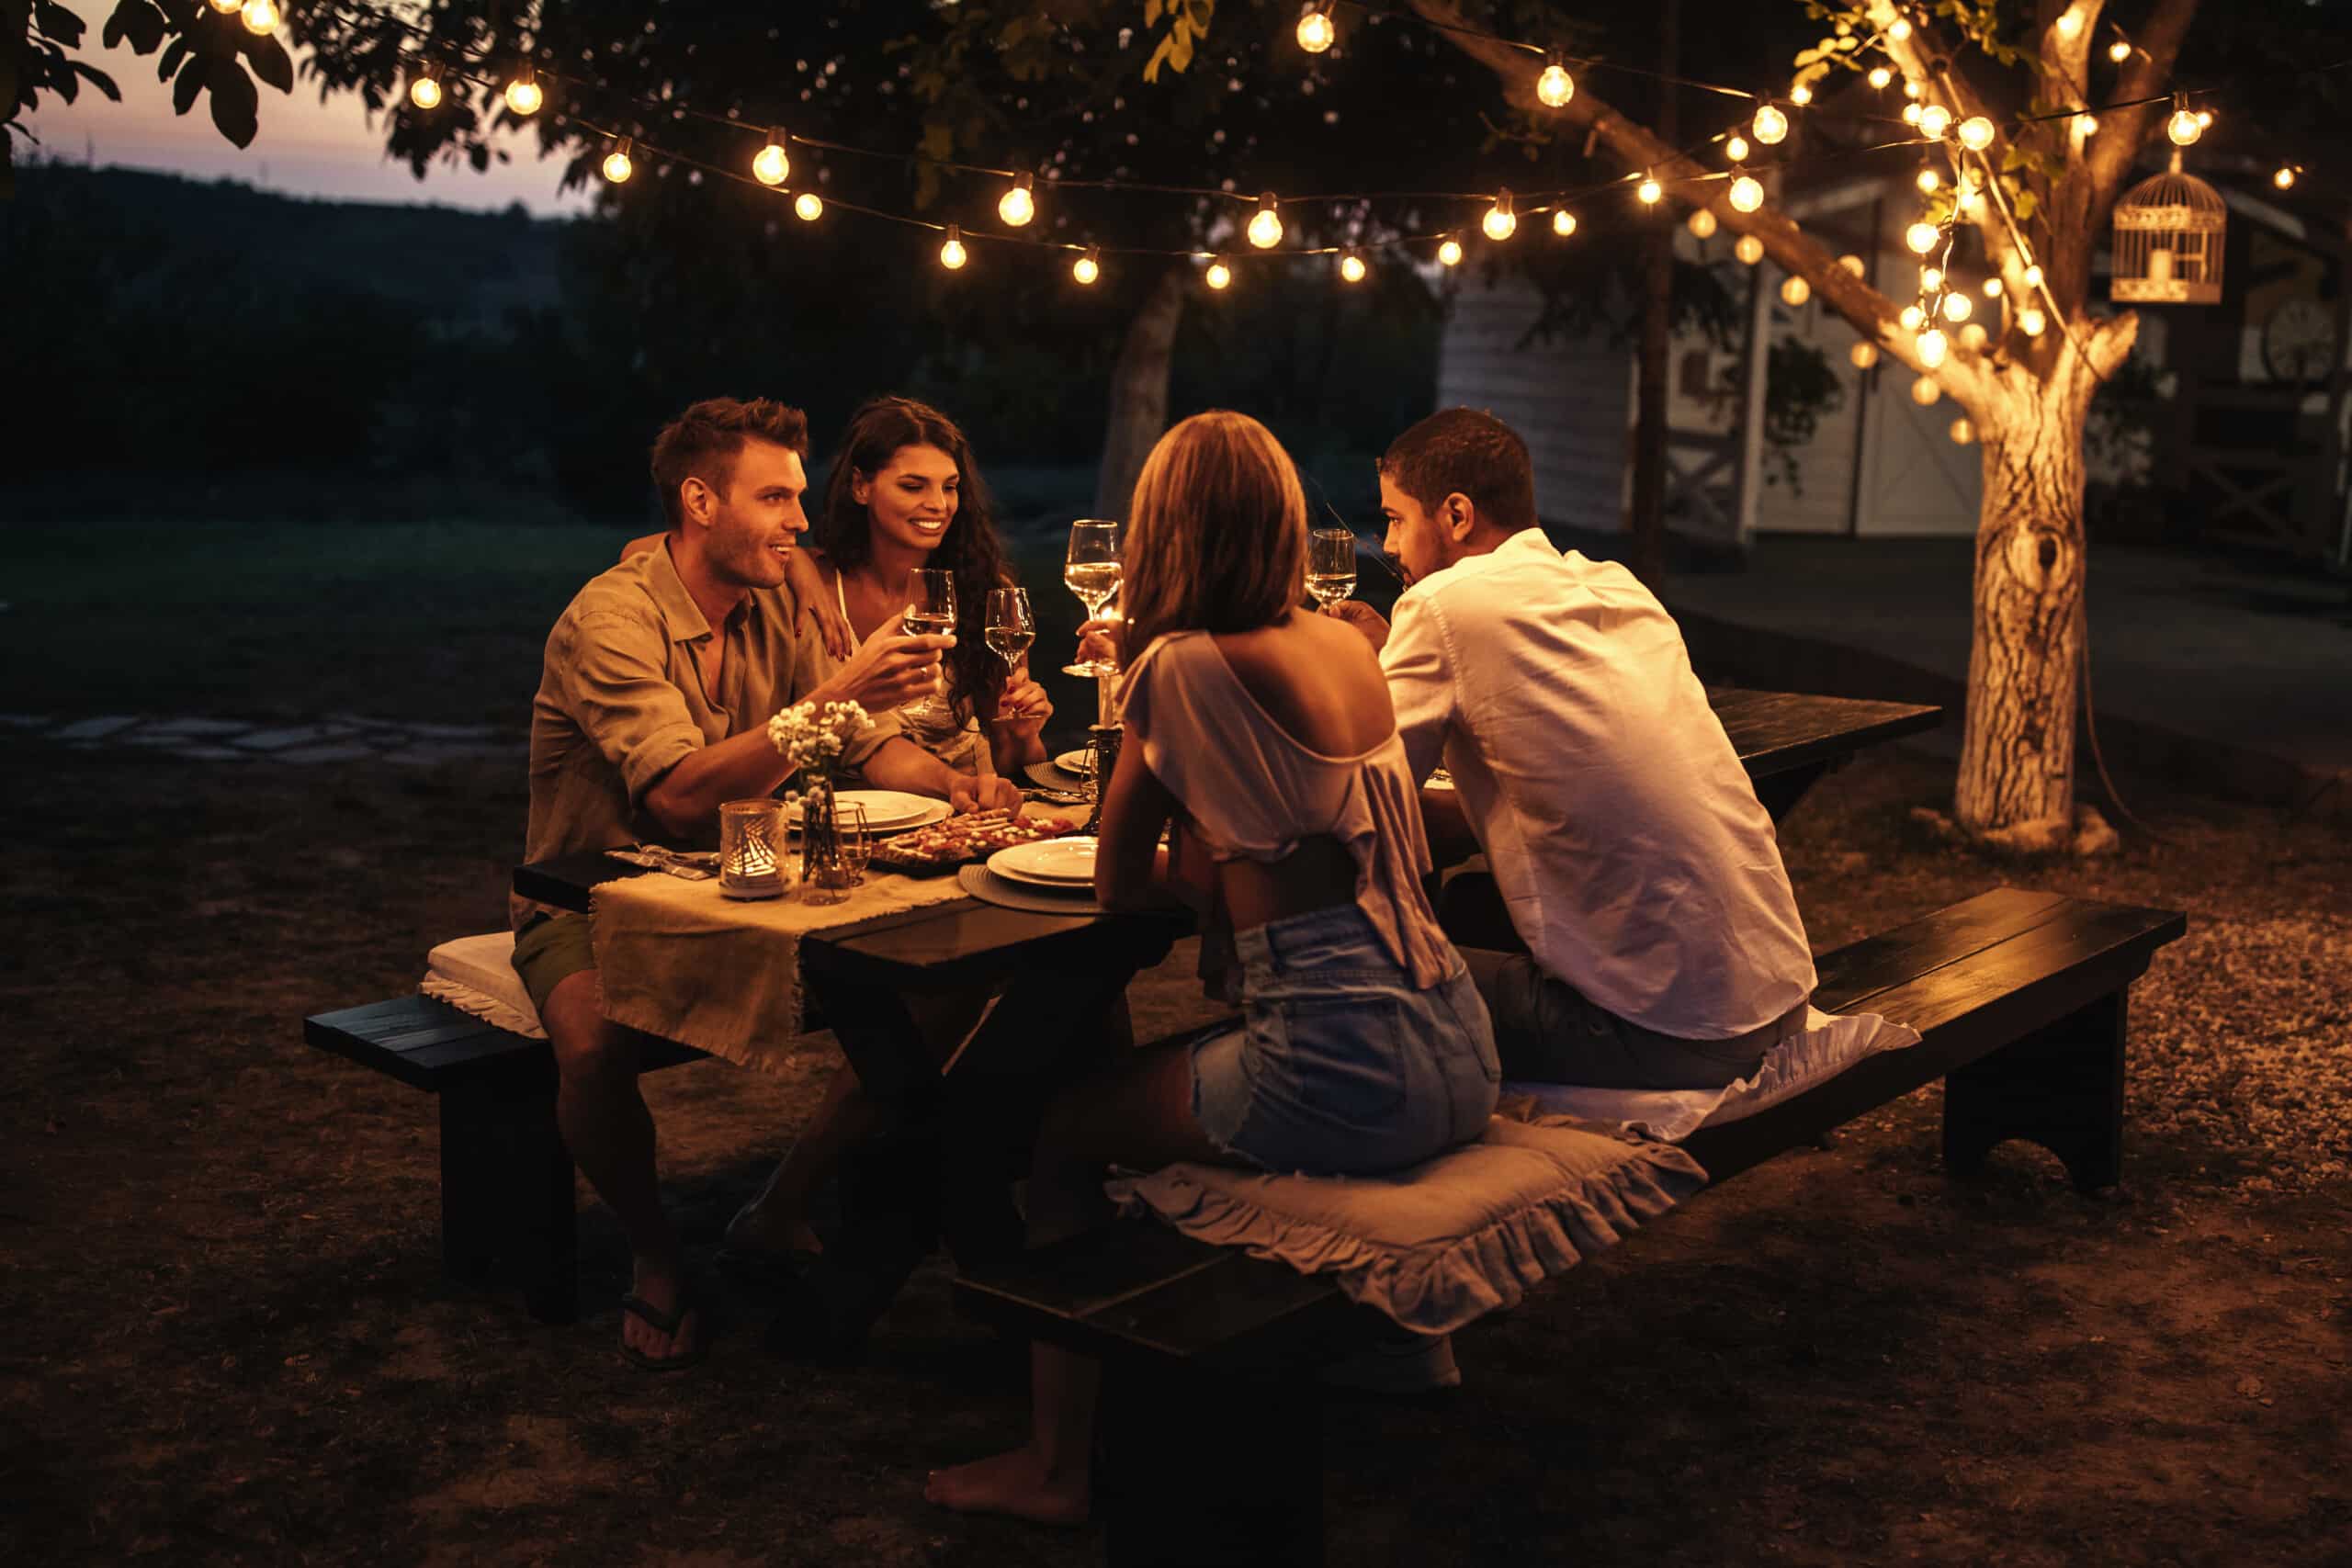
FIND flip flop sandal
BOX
[618,1292,708,1372]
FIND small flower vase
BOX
[798,773,854,905]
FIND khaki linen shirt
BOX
[512,542,900,927]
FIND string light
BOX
[1950,416,1975,445]
[1552,209,1577,237]
[1901,104,1924,126]
[1983,276,2004,298]
[1482,190,1518,242]
[1868,65,1894,90]
[2109,39,2132,63]
[1905,220,1941,254]
[1941,291,1972,322]
[1781,275,1811,307]
[794,191,824,221]
[1958,116,1996,152]
[1899,303,1926,330]
[1735,234,1764,265]
[753,132,790,186]
[1072,247,1101,286]
[1752,102,1789,145]
[2018,306,2048,335]
[504,64,543,118]
[2196,109,2212,129]
[1437,235,1464,266]
[240,0,278,33]
[2274,164,2299,190]
[1958,321,1988,351]
[1247,193,1284,249]
[1728,174,1764,213]
[2022,264,2044,288]
[2075,112,2099,135]
[1637,175,1664,206]
[1340,250,1367,283]
[1904,78,1923,100]
[1917,166,1942,193]
[1849,341,1879,369]
[1838,254,1866,276]
[1537,56,1576,108]
[2056,10,2084,39]
[2167,99,2202,146]
[209,0,238,11]
[601,137,634,184]
[1912,374,1942,405]
[1725,135,1750,163]
[998,173,1036,228]
[1688,208,1718,239]
[1205,255,1233,288]
[1790,83,1813,107]
[1917,327,1949,367]
[1920,265,1945,292]
[1918,104,1952,140]
[1888,18,1914,41]
[939,224,967,270]
[1296,2,1336,54]
[407,62,444,110]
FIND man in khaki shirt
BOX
[514,396,1019,1368]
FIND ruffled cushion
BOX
[420,931,547,1041]
[1106,1116,1707,1335]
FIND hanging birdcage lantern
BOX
[2110,151,2225,305]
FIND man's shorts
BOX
[512,911,596,1019]
[1471,953,1777,1090]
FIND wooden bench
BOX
[951,886,2188,1567]
[302,993,702,1323]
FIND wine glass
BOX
[985,586,1037,726]
[1062,519,1124,677]
[900,568,958,723]
[1307,527,1359,612]
[835,802,872,886]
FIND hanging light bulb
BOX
[1959,322,1988,351]
[1072,247,1102,286]
[1900,303,1926,330]
[1728,174,1764,213]
[753,132,790,187]
[1888,18,1914,42]
[1958,116,1996,152]
[2274,164,2299,190]
[240,0,278,34]
[1537,56,1576,108]
[209,0,239,11]
[1205,255,1233,289]
[2109,39,2132,63]
[1636,175,1663,206]
[1917,166,1942,194]
[1482,190,1518,242]
[1917,327,1949,368]
[1905,220,1941,254]
[1752,102,1789,145]
[1553,209,1577,237]
[1868,65,1894,90]
[1920,265,1946,292]
[1790,83,1813,107]
[408,62,445,111]
[2055,10,2084,39]
[1984,276,2004,298]
[999,173,1037,228]
[1247,192,1284,249]
[601,137,634,185]
[1911,374,1942,406]
[1781,275,1812,307]
[1950,416,1975,445]
[1735,234,1764,265]
[2166,101,2201,147]
[794,191,824,221]
[1850,341,1880,370]
[2022,264,2044,288]
[1688,209,1718,240]
[1918,105,1953,140]
[1340,251,1368,283]
[1942,291,1972,322]
[1437,236,1464,267]
[2195,109,2212,129]
[503,64,543,117]
[1839,254,1867,276]
[1725,135,1750,164]
[2075,112,2099,136]
[2018,306,2048,336]
[1904,78,1924,100]
[939,224,967,270]
[1902,103,1924,126]
[1296,2,1336,54]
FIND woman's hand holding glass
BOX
[900,569,958,723]
[1061,519,1124,677]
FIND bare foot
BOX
[925,1444,1090,1526]
[620,1260,698,1365]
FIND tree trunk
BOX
[1954,374,2095,848]
[1094,263,1189,520]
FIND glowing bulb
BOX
[1537,60,1576,108]
[1920,265,1945,292]
[1725,135,1750,163]
[1900,303,1926,330]
[209,0,239,11]
[1850,341,1880,370]
[2275,165,2298,190]
[2056,11,2083,39]
[1791,83,1813,107]
[1983,276,2004,298]
[1688,209,1717,240]
[1950,417,1975,445]
[2195,109,2212,129]
[2075,112,2099,136]
[1296,4,1335,54]
[1752,103,1789,145]
[1482,190,1518,242]
[1888,19,1914,41]
[1340,251,1367,283]
[1905,220,1940,255]
[1917,328,1948,368]
[2167,107,2201,146]
[1959,322,1988,351]
[2022,264,2043,288]
[939,225,967,270]
[1958,116,1996,152]
[1902,103,1924,126]
[1919,105,1952,140]
[1781,275,1811,307]
[1839,254,1866,276]
[1911,375,1942,407]
[1868,65,1894,90]
[1904,78,1923,100]
[504,66,542,117]
[1247,193,1283,250]
[408,64,444,111]
[1735,234,1764,265]
[1553,209,1577,237]
[1637,176,1663,206]
[1073,248,1101,286]
[1728,175,1763,213]
[602,138,634,185]
[1942,291,1972,322]
[999,173,1036,228]
[1437,237,1464,267]
[1917,166,1942,194]
[2018,306,2047,336]
[753,134,790,186]
[794,192,824,221]
[2109,39,2132,63]
[1205,257,1232,289]
[240,0,277,33]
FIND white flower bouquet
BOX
[766,698,872,780]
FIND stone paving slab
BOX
[6,713,522,765]
[53,716,142,742]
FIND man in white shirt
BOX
[1330,408,1815,1089]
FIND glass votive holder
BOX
[718,798,787,900]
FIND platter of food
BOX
[866,809,1081,877]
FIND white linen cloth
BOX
[1381,528,1815,1040]
[421,931,548,1039]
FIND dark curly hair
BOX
[816,396,1012,725]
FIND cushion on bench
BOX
[1106,1117,1707,1336]
[421,931,546,1040]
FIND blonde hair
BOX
[1118,411,1307,665]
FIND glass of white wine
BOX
[1307,526,1359,612]
[901,568,957,724]
[1062,518,1124,677]
[985,586,1036,720]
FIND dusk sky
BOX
[25,34,587,214]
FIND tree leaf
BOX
[1144,0,1161,27]
[206,54,257,147]
[70,58,119,100]
[34,1,85,48]
[172,50,202,115]
[2011,187,2038,222]
[157,33,187,82]
[243,30,292,94]
[102,0,164,52]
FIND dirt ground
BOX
[4,738,2348,1567]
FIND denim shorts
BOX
[1190,905,1500,1177]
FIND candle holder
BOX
[798,775,854,905]
[718,798,787,900]
[1081,723,1122,834]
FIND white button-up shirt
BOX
[1382,529,1815,1038]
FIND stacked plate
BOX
[1051,748,1092,778]
[985,836,1099,892]
[785,789,951,835]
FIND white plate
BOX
[864,800,955,836]
[786,789,937,829]
[1052,749,1092,776]
[988,837,1099,887]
